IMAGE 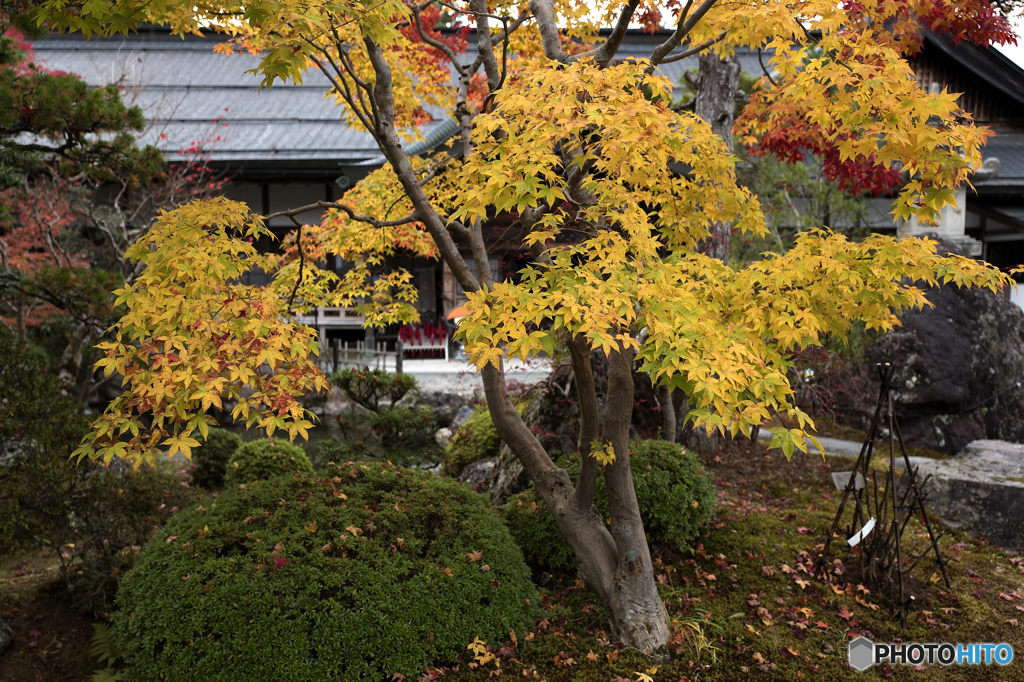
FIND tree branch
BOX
[529,0,567,62]
[469,0,501,90]
[645,0,721,74]
[362,36,480,293]
[570,0,641,66]
[412,4,466,77]
[263,200,420,228]
[654,31,727,65]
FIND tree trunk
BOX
[480,349,670,658]
[658,384,676,444]
[695,51,740,263]
[59,322,94,393]
[683,51,741,450]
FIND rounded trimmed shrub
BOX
[191,429,243,489]
[225,438,313,486]
[501,439,716,573]
[113,461,537,681]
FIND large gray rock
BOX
[868,249,1024,454]
[910,439,1024,550]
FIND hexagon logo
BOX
[848,636,875,671]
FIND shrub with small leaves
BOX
[190,428,243,489]
[501,439,716,573]
[328,368,439,465]
[113,461,537,681]
[225,438,313,486]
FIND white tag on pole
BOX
[847,518,876,547]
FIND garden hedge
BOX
[114,461,537,681]
[225,438,313,486]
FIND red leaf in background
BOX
[272,555,290,573]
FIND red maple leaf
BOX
[272,555,290,573]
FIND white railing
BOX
[295,306,365,327]
[319,339,404,373]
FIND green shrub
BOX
[190,429,243,489]
[0,327,91,551]
[328,368,439,465]
[329,367,418,411]
[225,438,313,486]
[0,327,197,615]
[443,403,501,476]
[501,439,716,573]
[113,461,537,681]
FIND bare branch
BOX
[645,0,721,73]
[412,4,466,77]
[758,47,778,86]
[263,200,420,228]
[286,216,304,310]
[569,0,641,66]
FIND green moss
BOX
[501,440,717,573]
[225,438,313,486]
[443,403,501,476]
[113,461,537,681]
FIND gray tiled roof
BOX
[31,31,380,165]
[29,29,725,169]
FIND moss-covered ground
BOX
[2,439,1021,681]
[431,438,1024,682]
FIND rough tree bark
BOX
[694,50,740,262]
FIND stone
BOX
[908,440,1024,551]
[490,445,530,506]
[868,241,1024,454]
[434,427,452,448]
[0,616,13,657]
[457,456,497,493]
[450,405,475,430]
[413,391,467,428]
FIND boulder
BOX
[450,405,475,430]
[434,427,453,448]
[490,445,530,506]
[457,456,497,493]
[413,391,467,428]
[909,440,1024,551]
[869,245,1024,454]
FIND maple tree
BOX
[42,0,1017,657]
[737,0,1021,199]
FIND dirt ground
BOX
[0,551,97,682]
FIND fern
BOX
[89,623,126,681]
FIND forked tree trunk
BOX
[361,35,670,658]
[481,346,670,657]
